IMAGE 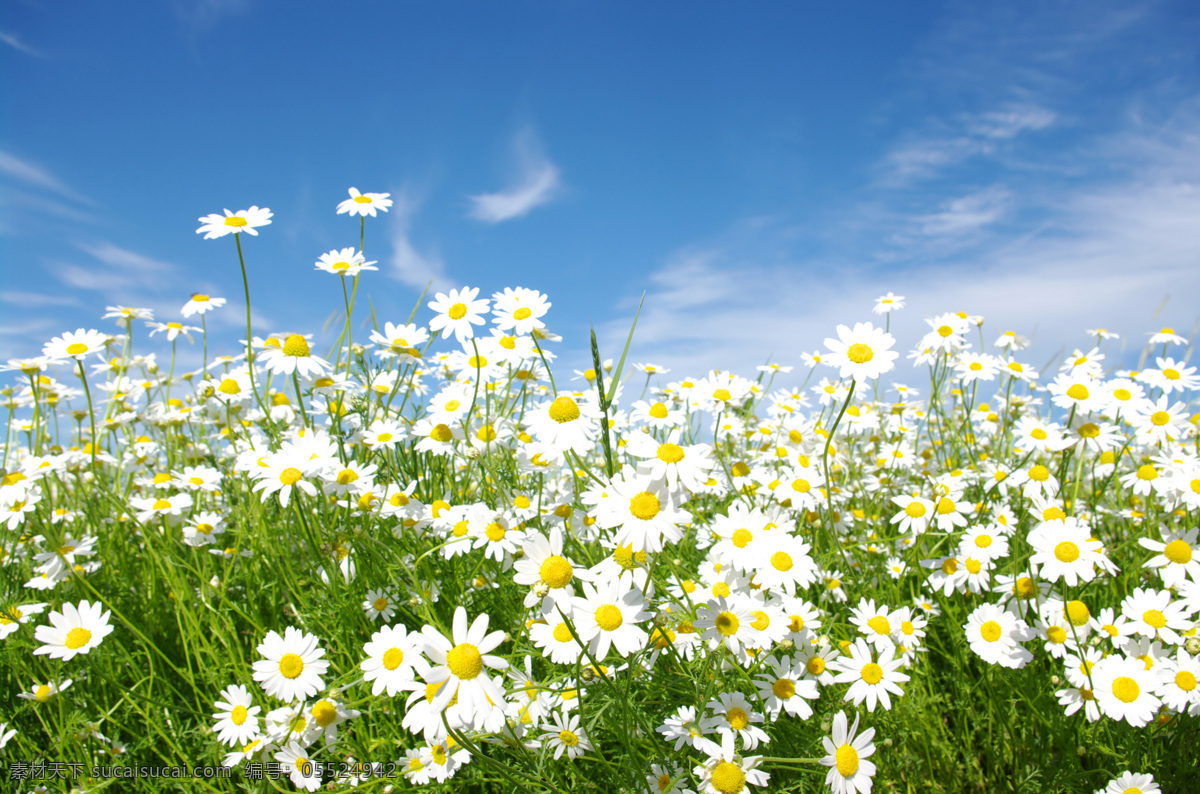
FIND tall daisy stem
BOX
[822,379,856,565]
[76,359,98,469]
[234,233,274,430]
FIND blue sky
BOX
[2,0,1199,384]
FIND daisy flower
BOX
[259,334,332,380]
[18,679,73,702]
[252,626,329,702]
[33,600,114,661]
[830,638,909,712]
[314,247,377,277]
[570,580,651,660]
[1095,772,1160,794]
[526,392,600,456]
[337,187,393,217]
[363,588,398,622]
[593,467,692,553]
[693,732,769,794]
[513,527,591,615]
[873,292,905,314]
[963,603,1034,668]
[196,206,273,239]
[180,293,226,317]
[274,741,322,792]
[1155,648,1200,716]
[1121,587,1190,646]
[1137,527,1199,588]
[754,655,820,718]
[0,602,48,639]
[1027,517,1104,587]
[823,322,898,383]
[428,287,490,345]
[624,428,715,492]
[694,595,756,656]
[820,710,877,794]
[361,624,429,697]
[543,710,592,760]
[703,691,770,750]
[420,606,508,730]
[369,321,430,361]
[212,684,261,748]
[1091,655,1161,728]
[43,329,110,361]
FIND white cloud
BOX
[468,127,562,223]
[0,150,92,205]
[75,242,175,274]
[601,114,1200,382]
[387,187,454,293]
[916,187,1012,236]
[0,290,80,308]
[0,30,46,58]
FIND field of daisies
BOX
[1,190,1198,794]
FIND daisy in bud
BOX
[252,627,329,702]
[196,206,273,239]
[420,606,508,730]
[33,600,113,661]
[821,710,878,794]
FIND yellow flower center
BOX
[1164,539,1192,564]
[1054,542,1080,562]
[1112,676,1139,703]
[713,388,732,402]
[446,643,483,680]
[382,647,404,670]
[1029,465,1050,482]
[152,498,171,510]
[657,443,685,463]
[725,707,749,730]
[1046,626,1067,644]
[1066,384,1089,400]
[66,342,89,355]
[558,729,579,747]
[1175,671,1197,692]
[312,700,338,727]
[431,424,454,442]
[279,468,303,486]
[278,653,305,679]
[836,744,859,776]
[771,551,793,571]
[806,656,826,675]
[630,491,661,520]
[751,610,771,630]
[552,622,574,643]
[861,663,883,684]
[715,611,739,637]
[649,402,669,418]
[1143,609,1167,629]
[513,307,533,320]
[65,627,92,649]
[448,303,468,320]
[595,604,623,632]
[1066,600,1090,625]
[224,215,248,227]
[731,528,753,548]
[847,343,874,363]
[548,396,580,423]
[905,501,927,518]
[282,334,310,357]
[711,761,746,794]
[980,621,1002,642]
[230,705,248,725]
[867,616,891,635]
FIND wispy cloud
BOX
[388,187,454,293]
[0,30,46,58]
[468,127,562,223]
[0,150,93,205]
[0,290,80,308]
[171,0,251,31]
[915,186,1012,236]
